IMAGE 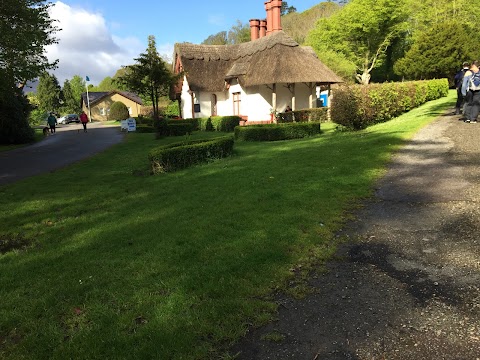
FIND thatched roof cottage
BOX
[171,0,342,123]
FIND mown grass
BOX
[0,91,455,359]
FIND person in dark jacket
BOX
[461,61,480,123]
[47,113,57,133]
[454,62,470,115]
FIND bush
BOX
[234,122,322,141]
[167,118,199,131]
[0,89,35,144]
[277,108,329,123]
[196,116,241,132]
[135,125,156,133]
[331,79,449,130]
[154,117,169,138]
[109,101,129,121]
[167,123,195,136]
[149,136,235,173]
[135,117,154,126]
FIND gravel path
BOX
[231,112,480,359]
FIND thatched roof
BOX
[174,31,343,93]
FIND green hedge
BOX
[234,122,321,142]
[331,79,449,130]
[277,108,329,123]
[149,136,235,173]
[190,116,241,132]
[167,123,194,136]
[134,117,154,126]
[167,118,199,131]
[135,124,156,133]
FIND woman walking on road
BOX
[80,111,89,133]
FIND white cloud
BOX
[45,2,144,85]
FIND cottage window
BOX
[99,107,106,116]
[233,92,241,116]
[128,107,132,115]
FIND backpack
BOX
[470,71,480,91]
[455,68,467,88]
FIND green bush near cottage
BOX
[277,108,329,123]
[331,79,449,130]
[234,122,322,141]
[149,136,234,173]
[109,101,130,121]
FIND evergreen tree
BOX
[116,35,177,119]
[62,79,79,114]
[37,72,63,114]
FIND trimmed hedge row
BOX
[331,79,449,130]
[234,122,321,141]
[189,116,241,132]
[149,136,235,173]
[277,108,329,123]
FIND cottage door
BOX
[233,92,241,116]
[211,94,217,116]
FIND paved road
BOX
[0,123,124,186]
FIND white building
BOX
[171,1,342,123]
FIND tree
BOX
[202,31,228,45]
[281,2,297,15]
[37,72,63,114]
[62,79,80,114]
[394,21,476,81]
[69,75,86,106]
[0,0,57,144]
[90,76,119,92]
[116,35,177,120]
[306,0,409,84]
[228,21,250,44]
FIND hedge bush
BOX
[234,122,321,142]
[277,108,329,123]
[149,136,235,173]
[167,123,195,136]
[331,79,449,130]
[135,124,156,133]
[109,101,130,121]
[192,116,241,132]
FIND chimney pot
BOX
[249,19,260,41]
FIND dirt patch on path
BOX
[231,113,480,359]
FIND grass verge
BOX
[0,91,455,359]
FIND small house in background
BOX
[171,0,342,123]
[80,91,143,121]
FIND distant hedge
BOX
[234,122,321,141]
[277,108,329,123]
[331,79,449,130]
[149,136,234,173]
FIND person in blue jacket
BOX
[454,62,470,115]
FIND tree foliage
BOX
[37,72,63,114]
[281,2,297,15]
[306,0,409,84]
[394,21,476,80]
[0,0,57,144]
[61,79,80,114]
[282,2,340,45]
[116,35,177,119]
[202,21,250,45]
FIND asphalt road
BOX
[0,123,124,186]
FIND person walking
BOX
[80,111,89,133]
[47,112,57,133]
[454,62,470,115]
[461,60,480,123]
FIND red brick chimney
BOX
[270,0,282,32]
[259,19,267,38]
[249,19,260,41]
[264,0,282,35]
[265,1,273,35]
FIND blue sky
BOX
[45,0,324,85]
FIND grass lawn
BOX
[0,91,455,359]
